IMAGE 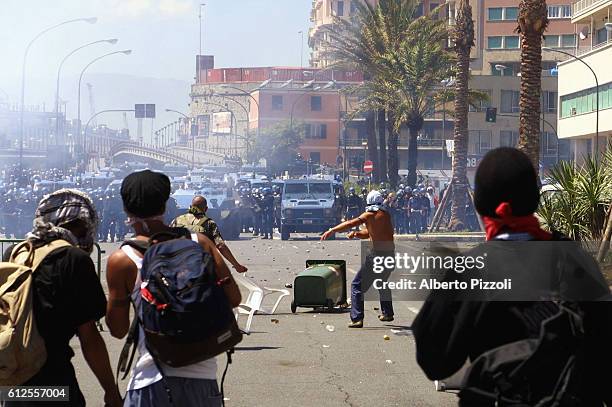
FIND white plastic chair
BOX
[233,272,291,333]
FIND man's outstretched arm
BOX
[321,213,369,240]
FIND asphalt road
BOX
[69,233,457,407]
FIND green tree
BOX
[329,0,453,187]
[250,121,304,175]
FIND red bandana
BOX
[482,202,552,241]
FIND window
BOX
[561,5,572,18]
[561,82,612,118]
[488,36,503,49]
[561,34,576,48]
[488,7,503,20]
[415,3,424,17]
[349,0,357,15]
[500,131,519,148]
[488,7,518,21]
[337,1,344,17]
[542,91,558,113]
[596,27,608,45]
[548,5,572,19]
[271,95,283,110]
[505,7,518,20]
[430,3,439,12]
[309,152,321,163]
[304,123,327,139]
[544,35,560,47]
[311,95,322,111]
[469,131,492,154]
[469,90,492,112]
[541,132,559,156]
[505,36,520,49]
[501,90,520,113]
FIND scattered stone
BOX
[373,307,380,311]
[270,318,279,324]
[385,360,393,365]
[284,283,293,288]
[383,335,390,341]
[325,325,335,332]
[322,345,330,348]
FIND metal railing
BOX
[340,138,445,148]
[573,0,609,17]
[0,240,105,281]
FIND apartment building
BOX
[557,0,612,160]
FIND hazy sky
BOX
[0,0,313,105]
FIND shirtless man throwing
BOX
[322,190,395,328]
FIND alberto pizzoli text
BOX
[373,278,512,291]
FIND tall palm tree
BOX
[329,0,452,188]
[447,0,475,230]
[517,0,549,173]
[377,109,388,183]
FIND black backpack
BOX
[458,302,586,406]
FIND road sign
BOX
[135,104,156,119]
[363,160,374,174]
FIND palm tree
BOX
[329,0,453,188]
[377,109,388,183]
[517,0,549,173]
[447,0,475,231]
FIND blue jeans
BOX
[124,377,222,407]
[350,254,395,322]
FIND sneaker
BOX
[348,320,363,328]
[378,315,394,322]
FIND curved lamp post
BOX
[55,38,118,141]
[77,50,132,151]
[19,17,98,171]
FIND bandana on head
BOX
[26,189,98,253]
[365,190,388,213]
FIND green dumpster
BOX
[291,260,347,313]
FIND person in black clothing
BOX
[2,189,121,407]
[412,148,612,406]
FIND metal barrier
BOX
[0,239,106,279]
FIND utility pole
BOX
[198,3,205,83]
[299,30,304,68]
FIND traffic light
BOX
[485,107,497,123]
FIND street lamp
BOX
[18,17,97,173]
[494,64,508,76]
[543,46,601,158]
[165,109,194,169]
[83,108,135,171]
[219,82,266,140]
[77,50,132,153]
[55,38,118,142]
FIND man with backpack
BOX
[171,195,248,273]
[105,170,242,407]
[0,189,121,407]
[412,148,612,406]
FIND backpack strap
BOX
[10,239,72,271]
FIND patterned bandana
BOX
[365,190,388,213]
[26,189,98,253]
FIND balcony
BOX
[572,0,612,23]
[340,138,445,149]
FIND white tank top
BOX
[122,233,217,391]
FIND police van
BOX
[280,179,340,240]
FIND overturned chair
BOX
[233,272,291,333]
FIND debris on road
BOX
[271,318,279,324]
[391,329,412,336]
[284,283,293,288]
[385,360,393,365]
[383,335,390,341]
[322,345,330,348]
[325,325,335,332]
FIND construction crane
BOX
[86,83,96,127]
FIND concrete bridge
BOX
[109,142,227,166]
